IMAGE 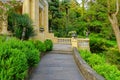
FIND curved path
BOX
[30,44,85,80]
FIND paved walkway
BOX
[53,44,72,51]
[30,44,85,80]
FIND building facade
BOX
[0,0,55,41]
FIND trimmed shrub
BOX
[22,48,40,67]
[44,39,53,51]
[0,36,52,79]
[32,40,46,52]
[4,38,40,68]
[0,37,41,80]
[0,46,28,80]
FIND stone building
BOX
[0,0,55,41]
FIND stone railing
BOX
[55,38,71,44]
[77,38,90,50]
[52,37,90,50]
[73,48,105,80]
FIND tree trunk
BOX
[21,27,26,40]
[82,0,85,17]
[108,14,120,52]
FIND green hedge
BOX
[79,50,120,80]
[0,45,28,80]
[0,37,53,80]
[32,40,46,52]
[44,39,53,51]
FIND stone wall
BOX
[73,48,105,80]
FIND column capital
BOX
[40,0,48,7]
[39,2,44,10]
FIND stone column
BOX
[22,0,30,16]
[39,2,44,27]
[71,38,78,48]
[43,0,49,33]
[30,0,39,39]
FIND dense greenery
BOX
[0,36,53,80]
[32,40,46,52]
[44,39,53,51]
[48,0,119,38]
[8,12,34,40]
[79,50,120,80]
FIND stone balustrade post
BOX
[71,37,78,48]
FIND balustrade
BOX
[52,37,90,50]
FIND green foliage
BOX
[79,50,91,62]
[87,54,105,67]
[44,39,53,51]
[90,36,107,53]
[49,0,84,37]
[22,47,39,67]
[79,50,120,80]
[8,12,34,40]
[0,46,28,80]
[89,34,115,53]
[0,36,50,79]
[93,64,120,80]
[105,47,120,70]
[32,40,46,52]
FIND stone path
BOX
[53,44,72,51]
[30,44,85,80]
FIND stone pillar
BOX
[22,0,30,16]
[30,0,39,39]
[43,0,48,33]
[39,2,44,27]
[41,10,44,27]
[71,38,78,48]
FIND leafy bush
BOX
[87,54,105,67]
[32,40,46,52]
[8,12,34,40]
[0,36,53,79]
[0,37,43,80]
[22,41,40,67]
[93,64,120,80]
[90,37,107,53]
[79,50,120,80]
[89,34,114,53]
[22,48,40,67]
[0,46,28,80]
[4,38,40,67]
[105,47,120,70]
[44,39,53,51]
[79,50,91,62]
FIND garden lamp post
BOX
[72,32,77,38]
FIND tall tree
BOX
[107,0,120,52]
